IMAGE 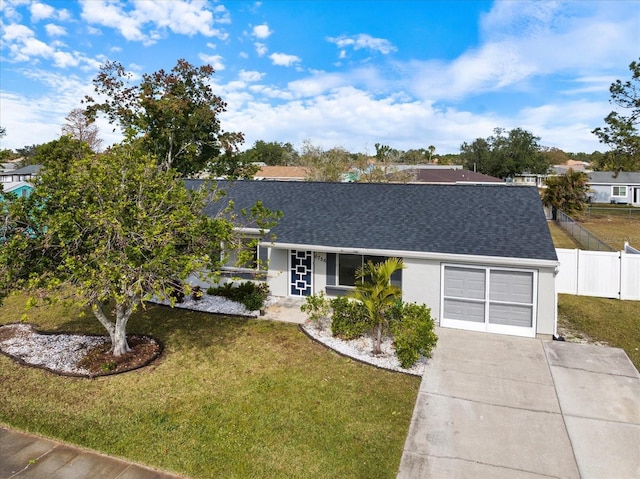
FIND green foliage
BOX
[32,136,92,168]
[299,141,351,182]
[389,302,438,368]
[84,59,249,177]
[350,257,404,354]
[0,142,277,354]
[592,57,640,172]
[329,296,370,340]
[207,281,270,311]
[542,168,591,216]
[300,292,331,323]
[460,127,550,179]
[236,140,299,166]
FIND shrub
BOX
[207,281,270,311]
[300,293,331,330]
[389,302,438,368]
[330,296,370,340]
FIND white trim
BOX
[262,242,559,269]
[440,263,538,338]
[611,185,628,197]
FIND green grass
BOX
[558,294,640,370]
[0,294,420,479]
[547,221,581,249]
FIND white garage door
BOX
[441,265,537,337]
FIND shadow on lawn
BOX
[46,302,253,359]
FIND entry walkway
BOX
[397,327,640,478]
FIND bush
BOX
[207,281,270,311]
[300,293,331,330]
[389,302,438,368]
[330,296,370,340]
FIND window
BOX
[337,254,390,286]
[224,238,258,270]
[612,186,627,197]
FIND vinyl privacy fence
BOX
[556,245,640,300]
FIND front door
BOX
[290,250,313,296]
[633,187,640,206]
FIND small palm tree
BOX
[350,257,404,355]
[543,168,591,217]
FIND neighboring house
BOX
[512,172,547,187]
[1,181,33,198]
[255,166,308,181]
[410,168,504,185]
[191,180,559,339]
[588,172,640,206]
[0,164,42,183]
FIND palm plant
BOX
[350,257,404,355]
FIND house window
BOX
[224,238,259,270]
[612,186,627,197]
[337,254,391,287]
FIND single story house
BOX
[0,164,42,184]
[588,171,640,206]
[190,180,559,339]
[0,181,33,198]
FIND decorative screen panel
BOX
[290,250,313,296]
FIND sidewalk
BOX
[397,327,640,478]
[0,428,186,479]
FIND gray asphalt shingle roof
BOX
[188,180,557,262]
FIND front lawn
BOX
[0,294,420,479]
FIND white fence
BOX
[556,247,640,300]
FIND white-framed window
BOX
[612,186,627,197]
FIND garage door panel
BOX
[490,270,533,303]
[444,267,485,299]
[489,303,533,327]
[444,298,485,323]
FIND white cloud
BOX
[254,42,267,56]
[238,70,264,82]
[252,23,271,39]
[79,0,230,46]
[29,2,54,22]
[269,52,301,67]
[327,34,396,55]
[45,23,66,36]
[198,54,225,71]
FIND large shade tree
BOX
[592,58,640,172]
[460,127,549,179]
[0,143,278,356]
[84,59,251,178]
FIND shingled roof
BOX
[188,180,557,262]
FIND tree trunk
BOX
[90,298,138,356]
[372,323,383,355]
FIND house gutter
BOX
[260,241,560,269]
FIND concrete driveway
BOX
[397,327,640,479]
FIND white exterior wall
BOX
[312,252,327,295]
[536,267,557,337]
[264,247,557,338]
[267,249,289,296]
[402,258,442,323]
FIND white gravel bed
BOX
[0,295,427,377]
[150,294,278,317]
[0,323,108,375]
[300,321,426,376]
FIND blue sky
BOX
[1,0,639,155]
